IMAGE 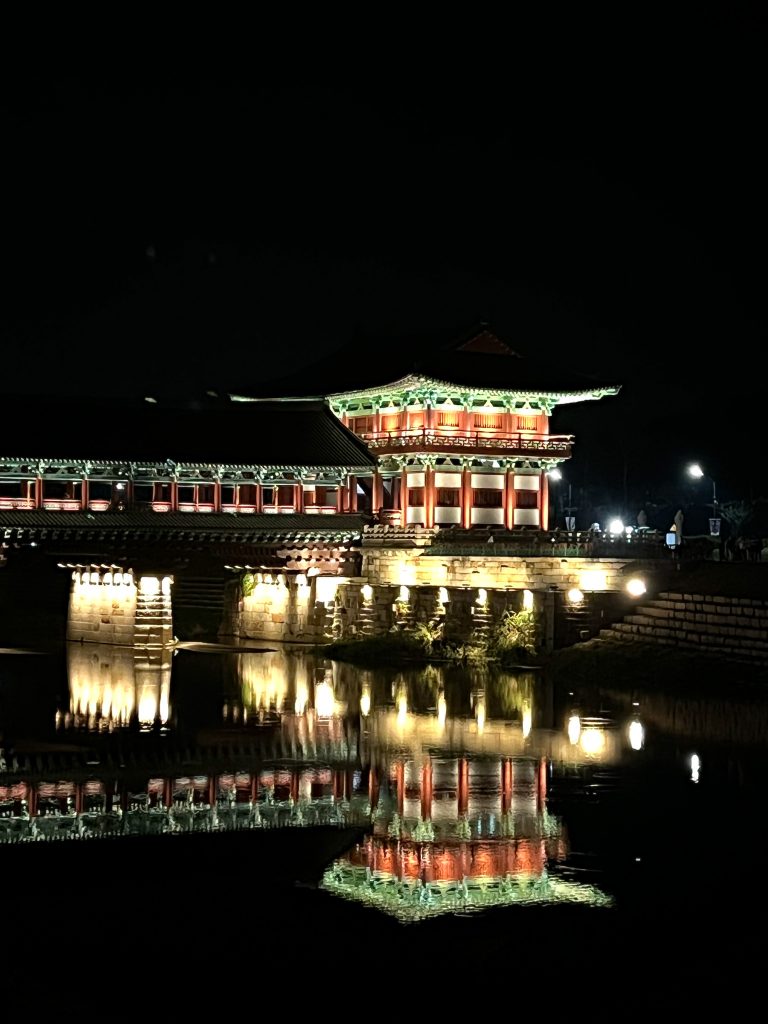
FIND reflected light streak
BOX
[522,701,532,739]
[294,678,309,715]
[437,693,447,729]
[315,680,335,719]
[360,684,371,717]
[568,714,581,745]
[580,728,605,756]
[476,698,486,734]
[397,691,408,728]
[628,719,644,750]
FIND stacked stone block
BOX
[600,591,768,662]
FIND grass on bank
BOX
[545,637,767,693]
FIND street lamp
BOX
[547,467,576,529]
[687,463,718,513]
[687,462,720,536]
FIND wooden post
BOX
[295,481,304,513]
[372,471,382,515]
[401,466,409,525]
[540,471,549,531]
[214,479,222,512]
[348,475,357,512]
[461,466,472,529]
[255,483,262,513]
[505,467,515,530]
[425,465,435,529]
[34,476,42,509]
[81,477,89,511]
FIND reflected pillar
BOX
[502,759,513,815]
[421,758,433,820]
[369,765,379,813]
[395,760,405,815]
[458,757,469,815]
[537,756,547,811]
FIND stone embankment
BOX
[600,591,768,662]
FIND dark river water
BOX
[1,640,766,1000]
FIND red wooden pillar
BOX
[75,783,83,815]
[81,478,89,511]
[348,475,358,512]
[164,777,173,809]
[255,483,262,512]
[371,471,382,515]
[34,476,42,509]
[214,479,222,512]
[540,472,549,531]
[27,782,37,818]
[461,467,472,529]
[505,468,515,530]
[401,466,409,524]
[458,757,469,815]
[421,758,433,820]
[333,770,344,801]
[295,482,304,513]
[170,480,178,511]
[291,770,300,803]
[250,773,258,804]
[424,466,435,529]
[208,775,216,807]
[336,484,344,513]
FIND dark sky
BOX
[3,78,767,505]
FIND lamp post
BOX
[547,467,576,530]
[687,463,720,535]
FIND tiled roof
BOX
[0,400,376,469]
[0,510,367,539]
[234,323,621,399]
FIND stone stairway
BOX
[173,576,227,615]
[600,591,768,662]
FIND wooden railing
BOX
[360,428,573,455]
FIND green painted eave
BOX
[321,863,613,921]
[323,374,621,410]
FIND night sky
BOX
[3,79,766,509]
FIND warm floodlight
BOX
[626,578,646,597]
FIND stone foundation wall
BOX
[362,550,632,591]
[67,570,175,648]
[235,575,336,643]
[67,569,137,646]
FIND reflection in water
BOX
[12,640,765,923]
[62,645,172,731]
